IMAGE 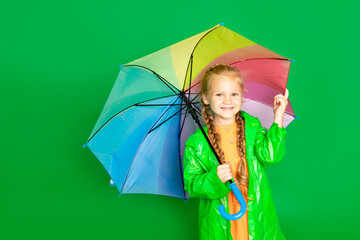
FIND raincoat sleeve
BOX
[183,136,231,200]
[254,121,286,167]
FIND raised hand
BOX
[273,88,289,128]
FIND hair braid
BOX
[201,102,225,162]
[235,112,250,199]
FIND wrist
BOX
[273,115,284,128]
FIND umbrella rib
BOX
[229,57,290,65]
[178,105,189,138]
[88,94,177,142]
[187,93,202,115]
[189,92,201,105]
[192,103,202,116]
[187,56,193,101]
[185,79,201,93]
[119,96,182,195]
[123,64,181,96]
[149,105,187,133]
[136,103,184,106]
[181,25,219,92]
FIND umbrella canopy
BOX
[84,23,296,200]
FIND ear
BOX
[202,93,209,105]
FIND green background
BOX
[1,0,359,239]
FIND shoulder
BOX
[185,126,209,151]
[185,125,210,154]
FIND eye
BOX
[232,93,239,96]
[215,93,222,97]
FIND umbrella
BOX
[83,23,296,219]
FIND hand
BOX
[273,88,289,128]
[273,88,289,115]
[217,162,233,183]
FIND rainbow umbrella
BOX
[83,24,296,218]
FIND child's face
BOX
[202,73,242,127]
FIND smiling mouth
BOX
[221,107,234,110]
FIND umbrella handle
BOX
[219,182,247,220]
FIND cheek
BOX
[236,98,242,105]
[213,98,223,105]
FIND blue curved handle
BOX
[219,182,247,220]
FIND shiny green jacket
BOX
[183,111,286,240]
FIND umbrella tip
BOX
[220,22,224,26]
[290,59,295,62]
[82,142,87,148]
[110,179,115,186]
[119,65,125,68]
[295,116,300,120]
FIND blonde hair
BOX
[200,64,249,197]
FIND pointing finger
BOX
[284,88,289,99]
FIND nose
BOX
[223,96,231,104]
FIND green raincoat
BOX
[183,111,286,240]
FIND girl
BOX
[183,64,289,240]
